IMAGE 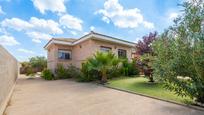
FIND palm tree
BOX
[87,51,120,83]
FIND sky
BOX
[0,0,184,62]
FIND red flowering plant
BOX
[135,32,157,82]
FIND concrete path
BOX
[4,75,204,115]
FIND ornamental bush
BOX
[41,69,54,80]
[153,0,204,103]
[67,65,82,79]
[55,64,82,80]
[121,59,139,76]
[80,52,121,83]
[55,64,70,79]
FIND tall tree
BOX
[29,56,47,72]
[153,0,204,103]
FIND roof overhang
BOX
[91,34,135,47]
[44,38,73,49]
[44,31,136,49]
[73,32,136,47]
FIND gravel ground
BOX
[4,75,204,115]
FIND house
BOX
[44,31,136,73]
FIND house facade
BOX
[44,31,136,73]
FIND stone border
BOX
[0,82,16,115]
[104,85,204,112]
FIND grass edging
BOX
[104,85,204,112]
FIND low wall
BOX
[0,45,18,115]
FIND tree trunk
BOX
[149,74,154,82]
[144,68,154,82]
[101,70,107,84]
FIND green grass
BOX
[107,76,193,104]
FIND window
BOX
[58,50,71,60]
[118,49,127,58]
[100,46,112,52]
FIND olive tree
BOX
[153,0,204,103]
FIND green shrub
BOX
[122,59,139,76]
[20,56,47,74]
[152,1,204,103]
[107,57,122,79]
[127,60,139,76]
[107,67,121,79]
[80,52,121,83]
[41,69,53,80]
[67,65,82,78]
[77,62,98,82]
[76,74,95,82]
[55,64,70,79]
[25,67,34,76]
[29,56,47,72]
[121,59,129,76]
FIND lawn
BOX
[107,76,193,104]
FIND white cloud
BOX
[1,18,33,31]
[96,0,154,29]
[143,21,154,29]
[0,35,20,46]
[70,31,77,35]
[83,32,89,35]
[163,11,180,24]
[17,48,35,54]
[0,27,9,35]
[30,17,63,34]
[102,17,110,23]
[168,12,179,21]
[26,31,52,43]
[26,31,51,40]
[32,0,66,14]
[32,39,41,43]
[1,17,63,34]
[133,37,141,43]
[0,6,5,15]
[1,17,62,43]
[90,26,95,31]
[59,14,83,31]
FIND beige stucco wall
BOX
[0,45,18,114]
[72,39,96,68]
[72,38,133,68]
[47,44,56,73]
[47,38,134,71]
[92,39,133,61]
[47,44,74,72]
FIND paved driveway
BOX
[4,75,204,115]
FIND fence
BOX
[0,45,18,115]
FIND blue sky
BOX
[0,0,183,61]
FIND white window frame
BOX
[118,49,127,58]
[100,46,112,52]
[58,49,72,60]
